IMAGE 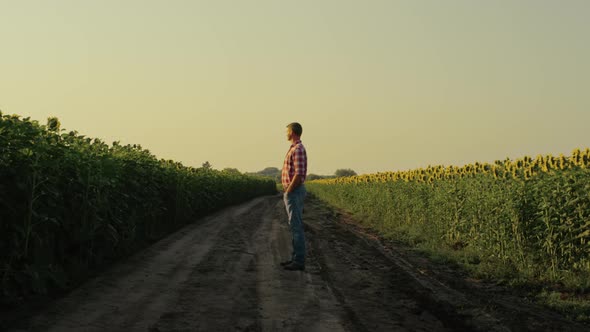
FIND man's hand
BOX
[285,174,303,193]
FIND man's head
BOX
[286,122,303,141]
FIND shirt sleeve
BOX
[293,146,307,176]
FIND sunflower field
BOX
[307,148,590,288]
[0,112,276,305]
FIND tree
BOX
[258,167,280,177]
[202,161,212,169]
[334,168,357,177]
[248,167,282,183]
[307,174,323,181]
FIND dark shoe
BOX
[280,260,293,266]
[283,262,305,271]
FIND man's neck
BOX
[290,136,301,145]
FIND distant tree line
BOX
[248,167,357,183]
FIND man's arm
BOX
[285,145,306,194]
[285,174,302,193]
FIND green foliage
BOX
[0,114,276,304]
[306,174,323,181]
[257,167,280,177]
[248,167,281,183]
[307,163,590,291]
[201,161,212,169]
[334,168,357,177]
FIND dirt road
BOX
[9,194,588,331]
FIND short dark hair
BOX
[287,122,303,136]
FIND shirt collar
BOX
[290,139,302,147]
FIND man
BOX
[281,122,307,271]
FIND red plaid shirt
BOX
[282,140,307,189]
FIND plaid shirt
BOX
[282,140,307,189]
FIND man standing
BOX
[281,122,307,271]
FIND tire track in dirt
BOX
[152,195,351,332]
[303,204,459,331]
[149,196,270,331]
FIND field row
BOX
[0,113,276,306]
[307,150,590,297]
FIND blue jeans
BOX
[283,185,306,265]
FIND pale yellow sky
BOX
[1,0,589,175]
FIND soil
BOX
[4,194,589,331]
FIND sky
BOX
[1,0,589,175]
